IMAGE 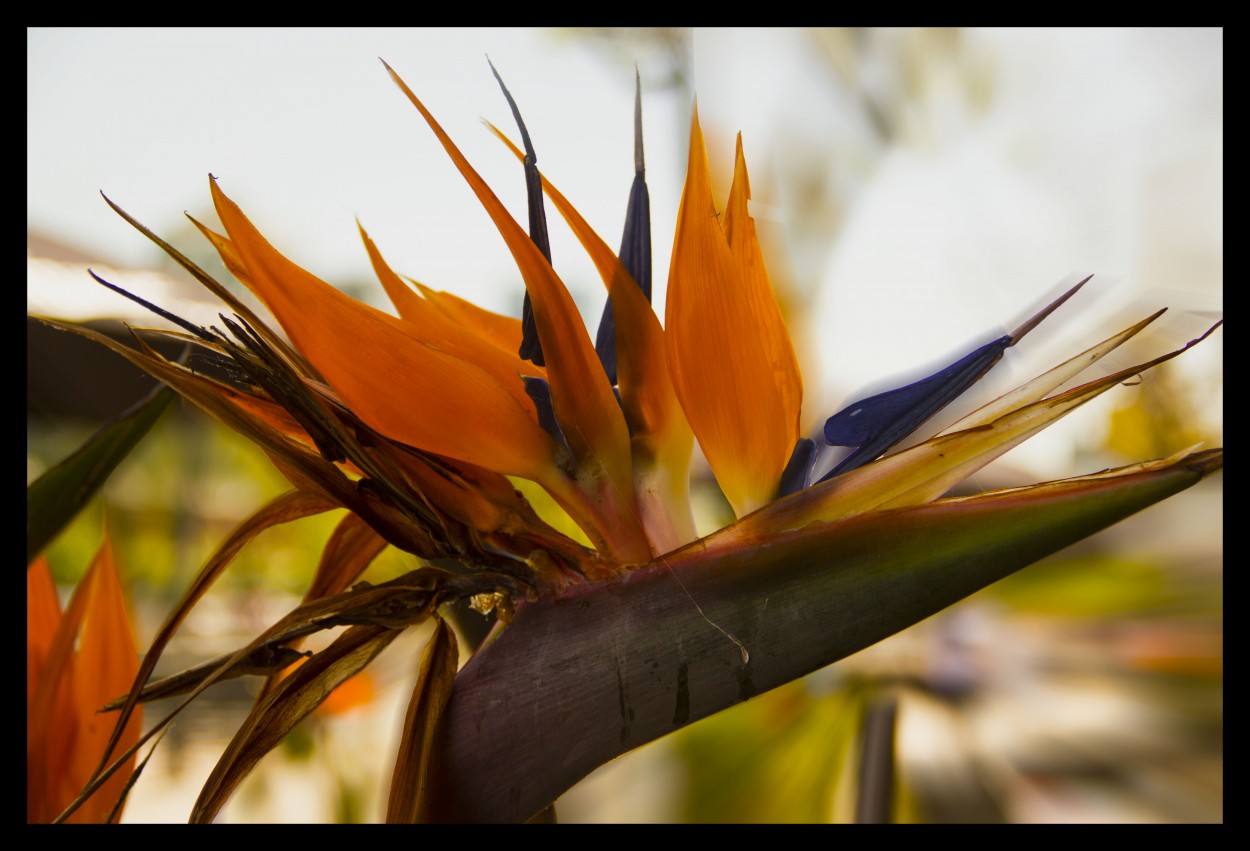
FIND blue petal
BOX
[522,376,570,455]
[595,70,651,385]
[777,437,818,498]
[817,335,1012,482]
[490,59,551,367]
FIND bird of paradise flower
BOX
[27,534,142,824]
[34,59,1220,823]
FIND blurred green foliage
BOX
[28,403,414,605]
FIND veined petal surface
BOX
[28,537,142,823]
[358,222,541,414]
[413,281,523,356]
[384,64,630,481]
[666,109,802,517]
[721,134,803,448]
[719,322,1221,545]
[384,62,648,563]
[209,177,560,483]
[26,557,61,719]
[489,123,697,550]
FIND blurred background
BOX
[28,27,1221,822]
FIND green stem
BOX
[423,451,1218,822]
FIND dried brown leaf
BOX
[55,490,336,823]
[191,624,401,823]
[387,618,460,823]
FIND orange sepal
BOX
[188,214,257,300]
[208,177,560,484]
[665,108,801,517]
[721,134,803,450]
[358,222,541,414]
[487,122,697,552]
[384,62,647,563]
[413,281,524,357]
[27,556,61,712]
[27,536,143,824]
[486,122,691,459]
[534,173,696,552]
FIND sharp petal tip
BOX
[1190,319,1223,346]
[1008,275,1092,345]
[633,68,645,175]
[487,58,536,161]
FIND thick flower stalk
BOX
[32,60,1221,823]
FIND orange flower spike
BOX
[666,108,802,517]
[357,221,541,414]
[60,537,143,823]
[486,124,685,448]
[187,215,256,299]
[26,559,70,823]
[414,281,524,357]
[543,180,696,551]
[721,134,803,450]
[358,222,429,325]
[27,538,143,823]
[384,61,649,564]
[29,556,95,824]
[208,177,561,485]
[27,556,60,712]
[489,123,697,552]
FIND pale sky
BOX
[28,28,684,319]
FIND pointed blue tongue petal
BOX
[595,68,652,385]
[489,57,551,367]
[777,437,818,498]
[819,334,1012,482]
[817,275,1093,482]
